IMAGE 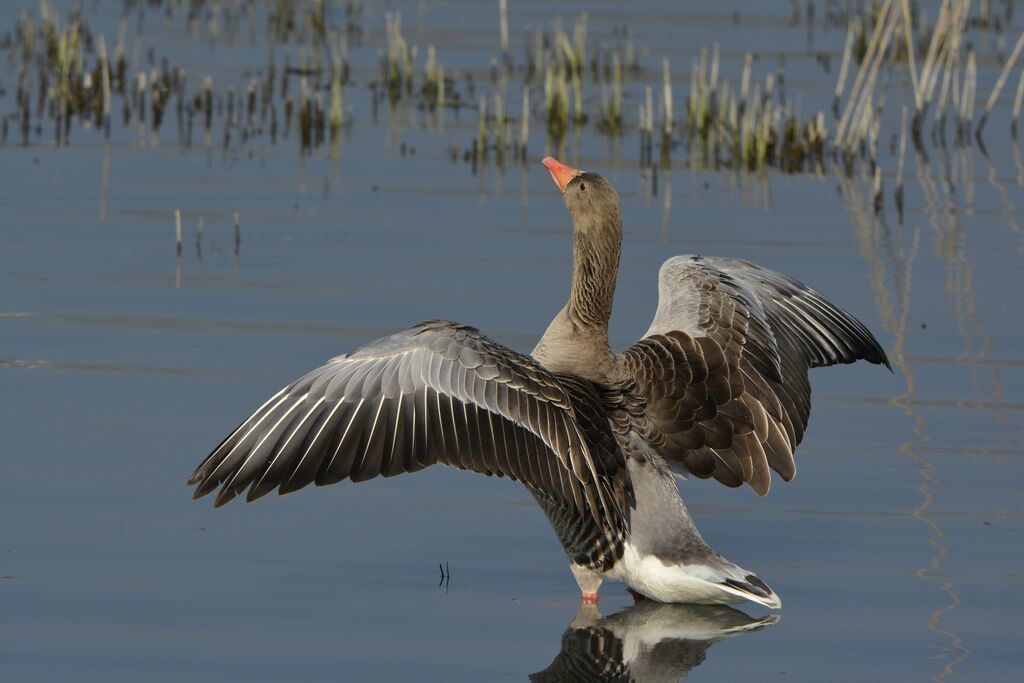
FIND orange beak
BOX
[542,156,582,193]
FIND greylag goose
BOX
[188,156,889,608]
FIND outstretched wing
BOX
[622,255,889,494]
[189,320,628,525]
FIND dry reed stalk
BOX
[425,45,436,90]
[834,19,856,114]
[499,0,509,57]
[917,0,951,123]
[494,92,505,161]
[899,0,920,104]
[477,95,487,153]
[896,105,907,220]
[740,52,752,112]
[572,13,588,74]
[437,64,445,112]
[519,85,529,158]
[196,215,204,258]
[843,15,900,151]
[175,209,182,256]
[718,79,731,129]
[935,0,970,131]
[709,43,719,98]
[836,0,896,148]
[959,49,976,136]
[96,35,111,137]
[641,84,653,163]
[873,163,883,213]
[662,57,673,139]
[977,28,1024,134]
[1012,66,1024,135]
[533,30,543,83]
[646,85,654,135]
[329,66,343,136]
[934,39,955,130]
[571,65,584,124]
[896,105,908,189]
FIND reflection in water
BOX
[916,145,986,683]
[98,141,110,224]
[662,168,673,245]
[839,154,973,681]
[977,149,1023,463]
[530,601,776,682]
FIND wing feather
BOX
[189,320,628,531]
[623,255,889,495]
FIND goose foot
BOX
[580,591,599,604]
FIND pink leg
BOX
[570,564,602,605]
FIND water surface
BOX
[2,2,1022,681]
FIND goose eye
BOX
[579,182,586,192]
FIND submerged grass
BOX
[685,46,827,174]
[2,0,1023,183]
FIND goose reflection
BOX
[531,601,777,682]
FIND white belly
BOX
[605,542,753,606]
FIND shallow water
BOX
[2,2,1023,681]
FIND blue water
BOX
[2,2,1022,680]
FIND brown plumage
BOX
[188,156,889,607]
